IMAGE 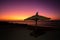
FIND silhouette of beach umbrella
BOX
[24,12,51,26]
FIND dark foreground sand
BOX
[0,21,60,40]
[0,27,60,40]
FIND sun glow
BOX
[0,16,28,20]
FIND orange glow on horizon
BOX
[0,16,27,20]
[0,11,60,21]
[0,14,60,21]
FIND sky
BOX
[0,0,60,20]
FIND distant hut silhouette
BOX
[24,12,51,26]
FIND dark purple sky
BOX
[0,0,60,20]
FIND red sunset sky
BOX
[0,0,60,21]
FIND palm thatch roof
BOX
[24,12,51,21]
